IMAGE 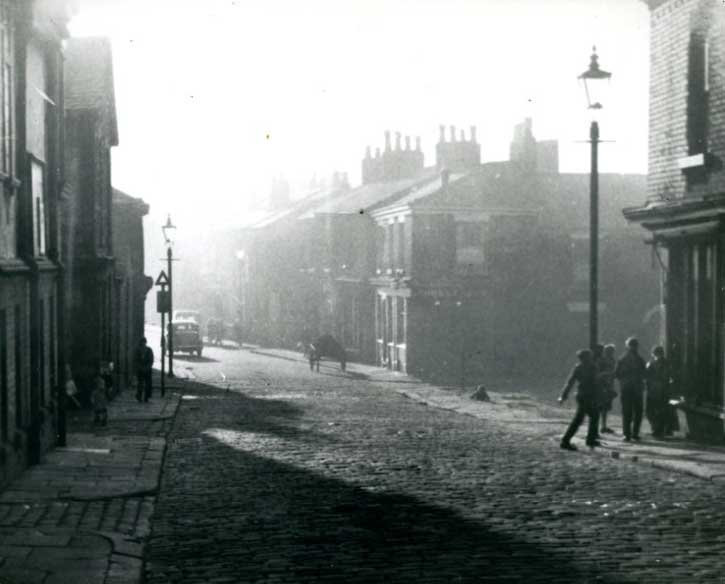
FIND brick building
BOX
[61,37,134,400]
[0,0,71,487]
[625,0,725,441]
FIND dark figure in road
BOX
[135,337,154,402]
[645,345,670,439]
[558,349,600,451]
[598,344,617,434]
[309,334,347,373]
[615,337,646,442]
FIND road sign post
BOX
[156,271,171,396]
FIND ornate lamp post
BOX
[162,215,177,377]
[579,46,611,350]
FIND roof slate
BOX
[301,170,439,218]
[371,160,646,231]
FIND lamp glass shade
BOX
[579,47,611,110]
[162,215,176,244]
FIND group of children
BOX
[559,337,678,451]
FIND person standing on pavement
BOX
[598,344,618,434]
[645,346,670,439]
[135,337,154,403]
[615,337,646,442]
[558,349,601,451]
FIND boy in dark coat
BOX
[558,349,600,451]
[135,337,154,402]
[615,337,647,442]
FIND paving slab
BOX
[0,371,181,584]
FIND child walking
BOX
[92,369,109,426]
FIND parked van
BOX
[169,320,203,356]
[172,309,201,324]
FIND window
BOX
[0,1,13,178]
[395,219,405,271]
[686,32,709,186]
[31,161,46,255]
[456,222,486,274]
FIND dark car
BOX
[168,320,203,356]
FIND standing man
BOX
[558,349,601,450]
[615,337,646,442]
[135,337,155,403]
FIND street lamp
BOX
[579,46,611,351]
[162,215,176,377]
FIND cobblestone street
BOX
[143,344,725,583]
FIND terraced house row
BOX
[0,1,150,488]
[191,119,659,386]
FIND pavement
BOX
[4,343,725,582]
[366,367,725,482]
[0,372,184,584]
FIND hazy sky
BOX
[70,0,650,231]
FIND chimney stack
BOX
[384,130,391,152]
[375,147,381,158]
[405,135,411,151]
[460,128,465,142]
[395,131,402,151]
[450,125,457,142]
[470,125,477,143]
[365,145,371,159]
[439,125,445,143]
[415,136,421,151]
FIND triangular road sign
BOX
[155,270,170,286]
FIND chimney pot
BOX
[375,147,381,158]
[460,128,465,142]
[405,135,411,150]
[395,132,402,150]
[384,130,391,152]
[365,146,371,159]
[415,136,421,151]
[450,125,457,142]
[470,125,477,143]
[439,125,445,143]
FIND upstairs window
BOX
[685,32,709,187]
[31,160,46,256]
[456,221,486,275]
[0,1,13,179]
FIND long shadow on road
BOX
[148,379,634,584]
